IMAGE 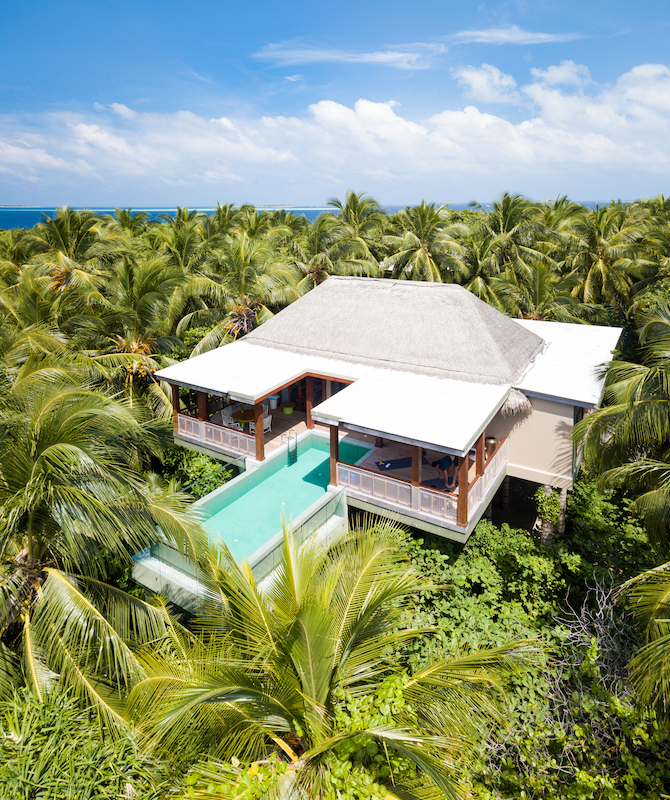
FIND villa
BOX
[133,277,621,605]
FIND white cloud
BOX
[285,75,302,82]
[3,64,670,204]
[255,42,446,70]
[453,64,521,104]
[447,25,581,45]
[530,60,591,86]
[108,102,136,119]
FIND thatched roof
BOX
[245,276,545,385]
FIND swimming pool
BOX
[196,432,374,563]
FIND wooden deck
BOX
[260,408,377,453]
[357,440,477,490]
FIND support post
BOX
[330,425,339,485]
[171,385,179,433]
[457,455,469,527]
[411,446,422,487]
[476,432,485,476]
[197,391,208,422]
[254,402,265,462]
[501,476,510,511]
[558,487,567,535]
[540,484,555,548]
[305,376,315,429]
[325,380,332,400]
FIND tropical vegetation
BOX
[2,191,670,797]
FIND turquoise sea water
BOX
[0,204,482,230]
[199,436,371,563]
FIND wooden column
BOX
[171,384,180,433]
[305,376,315,429]
[254,402,265,462]
[330,425,339,485]
[411,445,422,487]
[457,455,469,527]
[475,432,485,476]
[197,391,208,422]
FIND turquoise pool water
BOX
[199,435,372,563]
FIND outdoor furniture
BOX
[250,414,273,434]
[222,403,243,419]
[222,417,243,431]
[232,409,256,430]
[281,402,295,415]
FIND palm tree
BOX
[452,229,505,307]
[290,214,379,293]
[618,563,670,710]
[130,521,529,799]
[107,208,151,235]
[574,306,670,545]
[25,207,129,294]
[568,204,646,316]
[0,375,206,722]
[493,261,590,322]
[145,217,209,273]
[384,201,463,282]
[175,231,299,353]
[471,193,545,275]
[327,190,388,263]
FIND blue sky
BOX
[1,1,670,206]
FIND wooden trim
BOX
[337,461,457,498]
[487,437,507,462]
[305,376,315,430]
[411,445,422,487]
[171,385,180,433]
[254,373,353,405]
[197,391,208,422]
[330,426,339,485]
[457,456,469,527]
[254,402,265,461]
[476,432,485,476]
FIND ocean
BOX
[0,204,480,230]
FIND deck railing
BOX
[337,463,413,508]
[176,413,256,457]
[468,438,508,517]
[338,438,508,530]
[418,485,459,522]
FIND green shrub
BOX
[161,446,233,499]
[0,689,173,799]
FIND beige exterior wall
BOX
[487,396,575,490]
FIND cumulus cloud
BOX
[108,102,136,119]
[447,25,581,45]
[453,64,521,104]
[2,63,670,204]
[255,42,446,70]
[530,60,591,86]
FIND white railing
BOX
[337,439,507,529]
[418,486,458,522]
[176,414,256,457]
[337,463,412,508]
[468,439,508,517]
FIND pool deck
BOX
[267,415,476,490]
[262,409,376,454]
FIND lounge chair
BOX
[250,414,272,434]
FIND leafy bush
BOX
[0,689,173,799]
[395,472,670,799]
[161,446,233,499]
